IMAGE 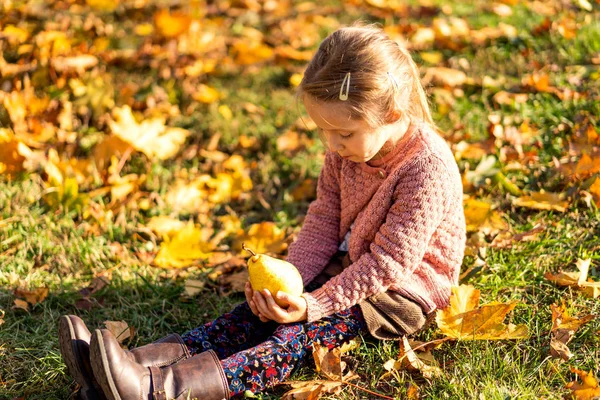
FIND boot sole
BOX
[90,330,123,400]
[58,316,103,400]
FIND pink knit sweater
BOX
[286,123,466,323]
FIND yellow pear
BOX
[243,243,303,307]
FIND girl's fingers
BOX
[253,291,271,318]
[263,289,284,317]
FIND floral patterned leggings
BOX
[180,301,367,397]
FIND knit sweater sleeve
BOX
[302,155,451,322]
[285,152,342,286]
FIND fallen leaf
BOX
[492,91,529,106]
[78,276,110,298]
[512,191,569,212]
[436,285,529,340]
[12,299,29,312]
[422,67,467,87]
[146,216,187,239]
[490,224,545,249]
[463,198,508,235]
[182,279,206,297]
[154,9,192,38]
[153,221,214,268]
[104,320,134,344]
[0,128,26,177]
[545,258,600,298]
[385,336,442,379]
[108,106,190,161]
[281,380,342,400]
[566,367,600,399]
[14,287,49,305]
[291,179,317,201]
[220,269,249,293]
[234,222,288,255]
[549,303,594,361]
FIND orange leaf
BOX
[154,10,191,38]
[14,287,49,305]
[566,368,600,399]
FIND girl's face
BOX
[303,95,400,163]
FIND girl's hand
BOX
[253,289,308,324]
[245,282,271,322]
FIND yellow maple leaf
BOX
[463,198,507,235]
[153,222,214,268]
[566,368,600,400]
[436,285,529,340]
[108,106,190,160]
[234,222,288,255]
[512,191,569,212]
[42,150,88,211]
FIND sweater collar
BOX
[358,123,419,175]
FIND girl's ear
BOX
[385,109,402,124]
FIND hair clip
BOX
[339,72,351,101]
[387,72,399,92]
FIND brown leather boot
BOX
[59,316,191,400]
[90,328,230,400]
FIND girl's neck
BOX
[368,116,411,164]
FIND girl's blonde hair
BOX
[298,23,435,130]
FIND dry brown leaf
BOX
[220,269,249,293]
[291,179,317,201]
[14,287,49,305]
[182,279,206,297]
[104,320,134,344]
[490,224,545,249]
[545,259,600,299]
[281,380,342,400]
[492,91,529,106]
[422,67,467,87]
[436,285,528,340]
[549,303,594,361]
[385,336,442,379]
[0,309,5,326]
[12,299,29,312]
[566,367,600,400]
[78,276,110,299]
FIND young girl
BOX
[59,23,465,400]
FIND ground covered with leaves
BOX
[1,0,600,399]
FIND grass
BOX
[1,0,600,399]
